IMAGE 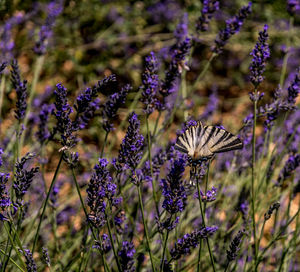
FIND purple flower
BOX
[117,112,144,172]
[287,68,300,105]
[170,226,218,260]
[23,249,37,272]
[249,25,270,87]
[140,52,159,115]
[178,118,198,136]
[195,186,218,202]
[264,202,280,221]
[174,13,189,43]
[226,230,245,262]
[34,1,63,55]
[86,158,116,228]
[277,154,300,186]
[36,104,53,144]
[13,153,39,204]
[0,173,10,209]
[114,210,127,234]
[53,83,76,148]
[196,0,219,32]
[156,215,179,233]
[73,87,101,130]
[118,241,135,272]
[160,158,187,214]
[93,74,117,96]
[11,60,28,121]
[287,0,300,16]
[213,2,252,54]
[42,247,51,267]
[93,234,111,253]
[0,148,3,167]
[102,84,130,132]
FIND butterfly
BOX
[175,121,243,165]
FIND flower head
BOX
[36,104,53,144]
[102,84,130,132]
[264,202,280,221]
[226,230,245,262]
[213,2,252,54]
[170,226,218,260]
[249,25,270,87]
[34,1,63,55]
[42,247,51,267]
[277,154,300,186]
[86,158,116,227]
[117,112,144,171]
[23,249,37,272]
[287,0,300,16]
[0,173,10,209]
[196,0,219,32]
[11,60,27,121]
[13,153,39,204]
[140,52,159,115]
[118,241,135,272]
[160,158,187,214]
[287,68,300,105]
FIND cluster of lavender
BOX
[0,1,299,272]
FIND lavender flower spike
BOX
[160,158,187,214]
[140,52,159,115]
[226,230,245,262]
[287,68,300,105]
[117,112,144,172]
[118,241,136,272]
[170,226,218,260]
[249,25,270,88]
[0,173,11,209]
[34,1,63,55]
[11,60,28,121]
[213,2,252,54]
[196,0,219,32]
[23,249,37,272]
[277,154,300,186]
[264,202,280,221]
[102,84,130,132]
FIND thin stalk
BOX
[255,208,300,269]
[3,222,26,270]
[137,183,156,272]
[20,55,45,151]
[105,212,122,272]
[192,53,216,90]
[71,168,110,272]
[146,116,159,216]
[0,75,6,119]
[279,17,294,87]
[224,262,230,272]
[152,111,162,138]
[251,89,258,265]
[32,152,64,253]
[0,248,25,272]
[257,220,266,255]
[100,131,109,158]
[160,229,170,272]
[196,172,216,272]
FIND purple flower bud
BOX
[118,241,136,272]
[11,60,27,121]
[0,173,10,209]
[249,25,270,87]
[213,3,252,54]
[264,202,280,221]
[226,230,245,262]
[287,68,300,105]
[196,0,219,32]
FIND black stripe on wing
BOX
[211,137,243,153]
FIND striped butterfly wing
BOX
[175,121,203,156]
[204,126,243,154]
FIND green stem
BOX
[71,168,110,272]
[196,170,216,272]
[32,152,64,253]
[3,222,26,270]
[100,131,109,158]
[146,116,159,216]
[251,89,258,266]
[137,183,156,272]
[105,212,122,272]
[279,17,293,87]
[20,55,45,151]
[0,248,25,272]
[0,75,6,119]
[160,229,170,272]
[192,53,216,90]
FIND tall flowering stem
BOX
[196,162,216,272]
[249,24,270,266]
